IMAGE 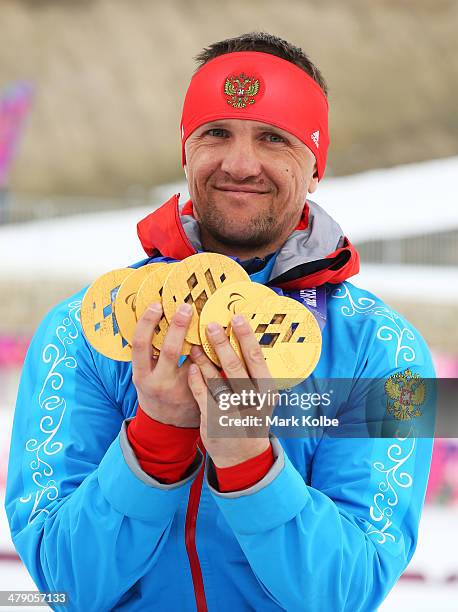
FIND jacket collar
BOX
[137,194,359,289]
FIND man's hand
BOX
[131,302,200,428]
[187,314,277,467]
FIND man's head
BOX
[181,32,329,258]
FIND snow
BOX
[0,206,150,282]
[353,264,458,303]
[381,583,458,611]
[317,156,458,241]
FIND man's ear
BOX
[307,165,319,194]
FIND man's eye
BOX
[264,133,286,143]
[205,128,228,138]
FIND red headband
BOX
[180,51,329,180]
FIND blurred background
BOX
[0,0,457,609]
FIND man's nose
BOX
[220,138,262,180]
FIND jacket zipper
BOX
[185,439,208,612]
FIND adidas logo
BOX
[311,130,320,148]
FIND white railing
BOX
[0,190,150,224]
[356,231,458,266]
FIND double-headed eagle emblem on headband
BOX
[224,73,260,108]
[385,368,426,421]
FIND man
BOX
[6,33,434,611]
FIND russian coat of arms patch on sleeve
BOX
[385,368,426,421]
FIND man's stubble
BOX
[196,195,296,251]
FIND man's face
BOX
[184,119,318,254]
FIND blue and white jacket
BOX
[5,196,435,611]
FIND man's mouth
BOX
[213,185,269,195]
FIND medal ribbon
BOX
[279,286,327,331]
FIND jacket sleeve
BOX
[205,318,435,612]
[5,297,203,611]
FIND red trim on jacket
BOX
[295,204,309,231]
[185,438,208,612]
[214,443,274,492]
[127,406,274,491]
[126,406,199,483]
[181,199,194,216]
[136,195,358,289]
[137,194,196,260]
[276,237,360,290]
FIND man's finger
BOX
[188,363,212,420]
[230,314,271,380]
[205,322,249,379]
[205,321,260,397]
[131,303,163,382]
[189,344,236,410]
[189,345,221,384]
[230,314,277,402]
[153,303,193,379]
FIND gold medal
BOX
[229,295,322,388]
[199,281,277,365]
[161,253,250,345]
[114,263,166,345]
[136,263,192,355]
[81,268,134,361]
